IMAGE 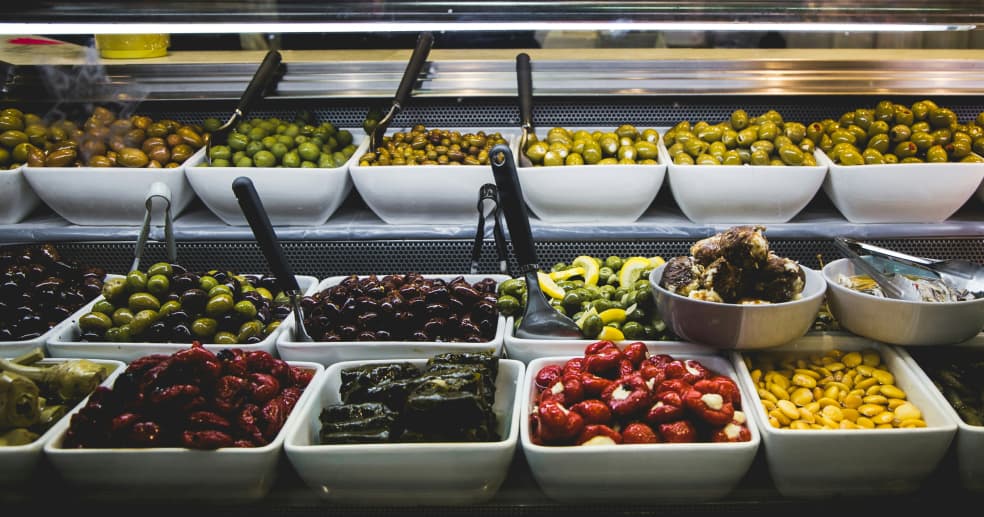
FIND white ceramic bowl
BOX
[522,350,760,503]
[502,324,718,364]
[660,141,827,224]
[0,166,41,223]
[517,128,666,223]
[822,257,984,346]
[43,360,324,502]
[0,358,124,485]
[46,275,319,362]
[184,134,361,226]
[284,357,524,505]
[819,150,984,223]
[276,274,509,365]
[650,263,826,350]
[23,157,199,226]
[732,335,958,498]
[349,127,518,224]
[897,341,984,492]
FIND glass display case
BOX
[0,2,983,516]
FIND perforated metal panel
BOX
[49,238,984,278]
[140,97,984,130]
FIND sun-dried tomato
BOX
[569,399,612,425]
[181,429,234,450]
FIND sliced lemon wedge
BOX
[572,255,600,287]
[537,271,566,300]
[648,256,666,268]
[597,326,625,341]
[549,266,585,281]
[618,256,651,288]
[598,308,627,325]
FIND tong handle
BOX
[393,32,434,111]
[236,50,283,117]
[131,181,175,273]
[490,144,538,270]
[516,52,533,132]
[231,176,301,294]
[840,237,935,267]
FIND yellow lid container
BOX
[95,34,170,59]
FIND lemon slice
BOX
[648,256,666,268]
[618,257,651,288]
[572,255,600,287]
[598,308,627,325]
[597,326,625,341]
[575,306,598,326]
[549,266,585,281]
[537,271,566,300]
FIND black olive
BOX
[245,335,262,344]
[165,292,181,303]
[299,295,317,310]
[243,274,261,287]
[375,329,392,340]
[146,321,168,342]
[399,285,420,299]
[212,270,228,283]
[410,330,429,341]
[43,304,71,323]
[423,317,447,339]
[256,306,271,324]
[338,324,358,339]
[459,319,481,337]
[171,273,197,293]
[170,263,188,275]
[451,283,480,303]
[357,311,381,330]
[217,313,239,333]
[320,331,341,342]
[259,275,279,291]
[16,331,41,340]
[180,288,208,314]
[366,284,386,299]
[165,309,190,327]
[339,275,360,290]
[329,285,349,304]
[62,289,86,306]
[355,296,378,313]
[357,331,377,341]
[425,285,450,305]
[448,296,465,315]
[478,318,496,337]
[171,323,193,341]
[464,335,484,343]
[425,302,450,319]
[272,305,291,320]
[407,296,426,315]
[80,330,102,341]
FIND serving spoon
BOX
[490,144,582,340]
[366,32,434,151]
[840,237,984,298]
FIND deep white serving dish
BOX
[896,342,984,492]
[46,275,319,362]
[276,274,509,365]
[650,263,827,350]
[0,357,124,485]
[43,360,324,502]
[348,127,518,224]
[23,159,198,226]
[822,257,984,346]
[516,127,666,223]
[660,140,827,224]
[732,335,958,498]
[818,150,984,223]
[283,357,524,505]
[522,348,760,503]
[0,165,41,223]
[184,133,362,226]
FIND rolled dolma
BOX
[319,402,399,444]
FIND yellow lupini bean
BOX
[790,387,813,406]
[777,399,800,420]
[880,385,906,399]
[747,347,927,431]
[842,351,863,367]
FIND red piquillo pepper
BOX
[62,342,312,450]
[529,341,752,447]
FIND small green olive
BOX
[147,274,170,297]
[112,307,135,327]
[129,309,159,336]
[92,299,115,316]
[205,293,235,317]
[79,311,113,332]
[214,331,238,345]
[128,292,161,312]
[191,317,218,339]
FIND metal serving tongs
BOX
[131,182,176,273]
[205,50,284,164]
[470,183,509,275]
[832,237,922,301]
[232,176,313,342]
[515,53,535,167]
[366,32,434,150]
[840,237,984,298]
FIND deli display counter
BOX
[1,2,984,516]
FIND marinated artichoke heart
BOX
[837,273,974,302]
[662,225,805,304]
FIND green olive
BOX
[198,275,218,292]
[580,313,603,338]
[191,317,218,339]
[129,309,159,336]
[929,107,957,129]
[927,144,949,163]
[736,127,759,147]
[750,140,774,156]
[874,100,895,122]
[111,307,135,327]
[884,153,899,164]
[214,331,238,345]
[159,300,182,317]
[910,131,934,152]
[722,150,743,165]
[101,278,128,305]
[635,141,658,160]
[730,109,749,130]
[205,293,234,317]
[496,294,520,316]
[696,153,719,165]
[128,292,161,312]
[237,320,265,342]
[105,324,132,342]
[889,125,911,143]
[208,284,234,298]
[126,270,148,292]
[697,125,723,142]
[749,149,770,166]
[894,141,919,159]
[79,311,113,332]
[894,106,914,126]
[92,299,115,316]
[673,153,695,165]
[866,133,890,154]
[778,144,805,165]
[117,147,150,168]
[147,274,170,297]
[234,300,258,319]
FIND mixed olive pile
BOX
[301,274,500,342]
[496,255,673,341]
[522,125,661,166]
[358,125,508,166]
[663,109,816,166]
[0,244,105,341]
[77,263,292,344]
[811,100,984,165]
[1,106,205,168]
[200,114,357,168]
